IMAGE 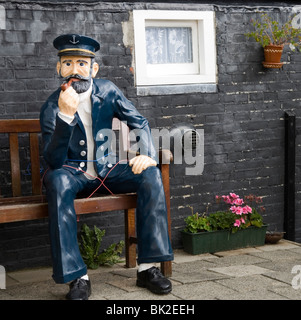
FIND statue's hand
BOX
[129,155,157,174]
[58,86,79,117]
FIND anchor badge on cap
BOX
[69,35,79,45]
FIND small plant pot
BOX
[262,44,284,68]
[265,231,284,244]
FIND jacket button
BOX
[79,162,85,168]
[79,140,85,146]
[100,145,104,151]
[107,163,113,168]
[80,151,87,157]
[99,133,104,139]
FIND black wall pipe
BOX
[284,111,296,241]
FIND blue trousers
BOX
[44,164,174,284]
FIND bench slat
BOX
[9,133,21,197]
[30,133,42,195]
[74,194,137,214]
[0,195,46,205]
[0,193,137,223]
[0,119,40,133]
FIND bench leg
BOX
[160,261,172,277]
[124,208,136,268]
[161,164,173,277]
[125,207,172,276]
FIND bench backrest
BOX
[0,119,41,197]
[0,118,129,198]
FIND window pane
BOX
[145,27,193,64]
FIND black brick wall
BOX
[0,1,300,271]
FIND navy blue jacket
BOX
[40,79,157,178]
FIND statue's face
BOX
[58,56,92,79]
[56,55,99,93]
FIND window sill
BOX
[136,83,217,96]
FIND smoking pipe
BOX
[60,78,80,91]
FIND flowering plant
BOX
[184,193,264,234]
[245,14,301,49]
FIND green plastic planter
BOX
[181,225,268,255]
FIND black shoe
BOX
[66,278,91,300]
[136,267,172,294]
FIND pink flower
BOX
[234,219,241,227]
[222,196,231,204]
[235,207,243,215]
[230,206,237,213]
[242,205,252,214]
[234,198,244,205]
[241,217,245,224]
[230,206,243,215]
[226,198,233,204]
[230,193,239,199]
[222,195,236,204]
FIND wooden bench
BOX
[0,119,173,276]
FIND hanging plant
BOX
[245,13,301,68]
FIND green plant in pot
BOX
[181,193,267,254]
[245,13,301,68]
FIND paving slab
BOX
[263,270,298,286]
[172,249,218,263]
[3,280,67,300]
[215,274,289,293]
[248,249,301,262]
[2,241,301,300]
[209,264,273,277]
[171,281,237,300]
[224,288,290,300]
[96,289,181,300]
[171,259,230,283]
[214,247,263,257]
[256,240,300,251]
[0,290,14,300]
[172,259,218,272]
[269,286,301,300]
[288,247,301,255]
[90,281,131,300]
[256,259,301,273]
[171,269,230,284]
[7,267,52,284]
[204,253,269,267]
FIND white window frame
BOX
[133,10,217,87]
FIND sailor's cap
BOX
[53,34,100,58]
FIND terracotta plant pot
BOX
[262,44,284,68]
[265,231,285,244]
